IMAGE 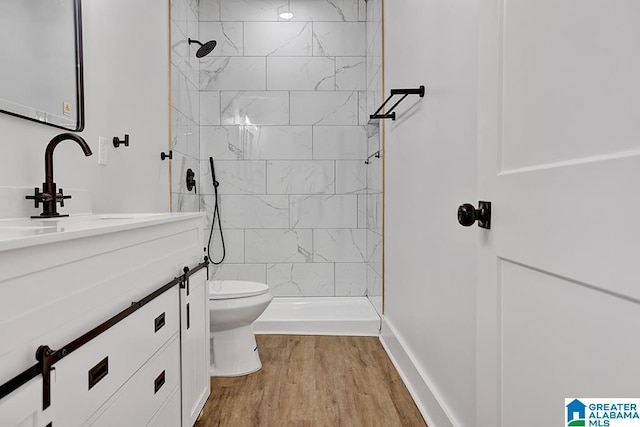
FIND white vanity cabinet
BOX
[0,378,50,427]
[0,213,210,427]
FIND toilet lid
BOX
[208,280,270,300]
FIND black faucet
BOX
[26,133,93,218]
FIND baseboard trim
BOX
[379,316,458,427]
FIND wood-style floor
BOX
[195,335,427,427]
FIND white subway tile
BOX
[200,160,266,195]
[367,54,383,90]
[336,160,367,194]
[199,224,245,263]
[367,264,382,300]
[313,229,366,262]
[267,161,335,195]
[245,126,313,160]
[199,22,242,56]
[290,91,358,125]
[313,22,365,57]
[200,57,266,91]
[171,66,199,123]
[171,0,188,36]
[335,263,367,296]
[218,195,289,228]
[171,153,199,194]
[312,125,367,159]
[290,0,358,22]
[221,91,289,125]
[200,126,243,160]
[267,57,335,91]
[210,264,267,282]
[366,152,383,193]
[267,263,334,296]
[358,0,367,22]
[290,195,358,228]
[200,91,220,125]
[245,229,313,263]
[199,0,221,21]
[366,193,383,231]
[172,109,199,159]
[172,192,199,213]
[335,57,366,91]
[245,22,312,56]
[359,91,368,125]
[357,194,367,228]
[220,0,286,21]
[367,229,382,275]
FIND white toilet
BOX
[208,280,273,376]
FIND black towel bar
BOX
[370,85,426,121]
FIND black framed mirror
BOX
[0,0,84,131]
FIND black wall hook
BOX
[113,134,129,148]
[160,150,173,160]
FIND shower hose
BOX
[207,156,226,265]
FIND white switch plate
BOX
[98,136,108,165]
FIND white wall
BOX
[0,0,170,215]
[383,0,478,426]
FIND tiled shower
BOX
[170,0,382,314]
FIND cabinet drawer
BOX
[147,386,181,427]
[52,286,179,426]
[88,336,180,427]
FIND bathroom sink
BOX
[0,225,57,230]
[0,212,203,251]
[96,213,167,220]
[0,218,57,230]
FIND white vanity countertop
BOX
[0,212,204,252]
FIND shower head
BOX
[188,38,217,58]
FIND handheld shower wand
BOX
[207,157,226,264]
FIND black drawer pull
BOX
[88,357,109,390]
[154,370,166,394]
[154,312,166,333]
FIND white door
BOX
[477,1,640,425]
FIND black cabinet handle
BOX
[154,312,166,333]
[88,357,109,390]
[154,370,166,394]
[186,303,190,330]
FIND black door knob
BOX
[457,201,492,229]
[457,203,477,226]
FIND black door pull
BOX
[457,201,491,229]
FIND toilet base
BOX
[210,325,262,376]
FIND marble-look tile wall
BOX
[198,0,379,298]
[365,0,384,315]
[171,0,200,212]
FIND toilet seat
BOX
[208,280,269,300]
